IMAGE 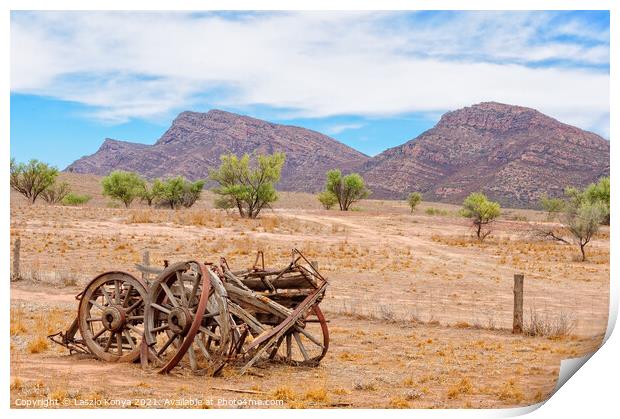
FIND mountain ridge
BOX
[65,103,610,207]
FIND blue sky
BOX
[10,11,609,169]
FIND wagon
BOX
[49,249,329,376]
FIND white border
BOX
[1,1,616,418]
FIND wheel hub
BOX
[168,307,193,335]
[101,305,126,332]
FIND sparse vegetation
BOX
[210,152,286,218]
[524,309,575,337]
[40,181,71,204]
[407,192,422,213]
[101,170,145,208]
[62,192,91,206]
[10,159,59,204]
[151,177,205,209]
[317,191,338,210]
[460,192,501,241]
[539,194,565,221]
[538,181,609,261]
[322,169,370,211]
[425,207,448,216]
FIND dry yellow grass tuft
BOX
[497,379,524,403]
[272,386,297,401]
[27,336,49,354]
[447,378,473,399]
[389,396,410,408]
[304,387,329,402]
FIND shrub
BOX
[62,193,91,206]
[317,191,338,209]
[407,192,422,213]
[210,152,285,218]
[152,177,205,209]
[10,159,59,204]
[460,192,501,241]
[101,171,145,208]
[539,194,565,221]
[323,169,371,211]
[40,181,71,204]
[425,207,448,216]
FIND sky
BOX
[10,10,610,169]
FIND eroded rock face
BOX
[360,102,609,207]
[66,109,370,192]
[66,103,609,207]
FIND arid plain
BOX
[10,173,609,408]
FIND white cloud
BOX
[324,123,365,135]
[10,11,609,136]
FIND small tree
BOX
[317,191,338,210]
[460,192,501,241]
[539,194,565,221]
[101,170,145,208]
[324,169,370,211]
[210,152,285,219]
[539,184,609,261]
[41,181,71,204]
[181,179,206,208]
[407,192,422,213]
[140,182,158,207]
[565,200,607,261]
[584,177,610,225]
[10,158,59,204]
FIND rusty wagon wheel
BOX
[268,304,329,366]
[77,272,148,362]
[143,261,234,375]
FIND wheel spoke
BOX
[199,326,222,341]
[188,346,198,371]
[123,330,136,349]
[100,286,113,305]
[89,299,106,311]
[123,284,134,307]
[114,280,121,304]
[103,333,113,352]
[150,324,169,333]
[86,317,102,323]
[116,332,123,355]
[295,326,324,348]
[92,327,107,340]
[161,283,180,308]
[157,333,177,356]
[151,303,172,314]
[286,334,292,361]
[125,297,143,314]
[293,332,309,361]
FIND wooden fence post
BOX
[513,273,524,334]
[142,250,150,281]
[11,238,21,281]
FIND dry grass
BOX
[27,337,49,354]
[524,309,575,338]
[447,378,473,399]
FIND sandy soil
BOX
[9,179,609,408]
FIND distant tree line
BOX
[10,155,609,262]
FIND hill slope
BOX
[360,102,609,207]
[66,110,370,193]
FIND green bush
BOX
[317,191,338,209]
[210,152,285,218]
[425,207,448,216]
[322,169,371,211]
[101,170,145,208]
[10,158,59,204]
[407,192,422,213]
[62,193,92,206]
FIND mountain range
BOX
[66,102,610,207]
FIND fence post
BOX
[11,238,21,281]
[513,273,524,334]
[142,250,150,281]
